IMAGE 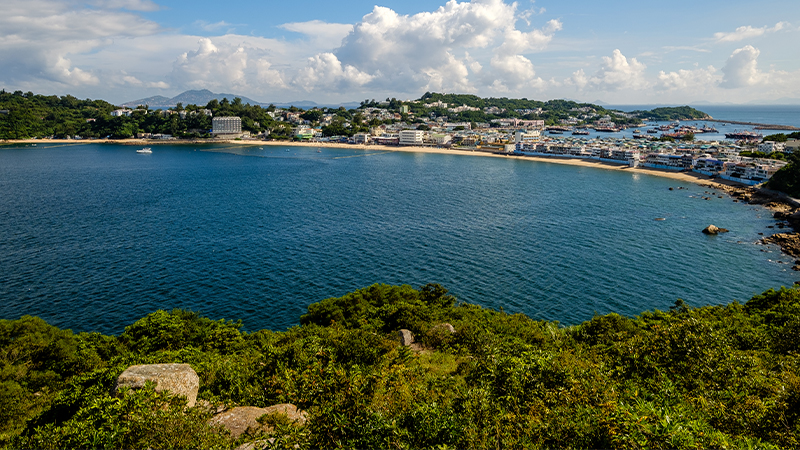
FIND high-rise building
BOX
[212,117,242,135]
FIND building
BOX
[110,109,132,117]
[514,130,541,144]
[399,130,424,146]
[353,133,371,144]
[212,117,242,136]
[758,141,785,153]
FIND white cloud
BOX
[0,0,161,89]
[656,66,719,91]
[279,20,354,46]
[293,0,560,96]
[294,53,373,92]
[194,20,237,32]
[89,0,160,11]
[713,22,787,43]
[583,49,648,91]
[720,45,765,88]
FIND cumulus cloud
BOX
[294,0,560,94]
[656,66,719,92]
[572,49,648,91]
[714,22,787,43]
[0,0,161,88]
[168,36,291,93]
[720,45,766,88]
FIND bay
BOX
[0,143,796,334]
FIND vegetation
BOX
[763,132,800,142]
[2,283,800,449]
[0,90,291,140]
[3,90,712,142]
[631,106,709,121]
[766,152,800,197]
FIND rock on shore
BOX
[761,233,800,258]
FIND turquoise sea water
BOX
[0,143,797,334]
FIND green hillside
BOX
[2,284,799,449]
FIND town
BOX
[3,90,798,187]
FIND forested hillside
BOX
[2,283,798,449]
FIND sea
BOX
[1,107,799,335]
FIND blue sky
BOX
[1,0,798,105]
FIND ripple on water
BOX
[0,144,797,333]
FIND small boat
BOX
[136,147,152,154]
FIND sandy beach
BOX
[2,137,738,188]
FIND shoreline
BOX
[2,137,739,188]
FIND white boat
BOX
[136,147,152,154]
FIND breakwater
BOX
[705,118,799,130]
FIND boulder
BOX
[114,364,199,407]
[430,323,456,334]
[396,329,415,346]
[702,225,729,235]
[209,404,307,439]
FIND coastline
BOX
[2,137,737,188]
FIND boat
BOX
[724,130,763,140]
[136,147,152,154]
[594,126,619,132]
[647,129,658,134]
[548,130,563,135]
[572,130,590,136]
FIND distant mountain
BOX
[270,100,361,109]
[121,89,264,108]
[121,90,362,110]
[747,97,800,106]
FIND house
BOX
[110,109,132,117]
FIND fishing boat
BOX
[136,147,152,154]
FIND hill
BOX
[121,89,264,108]
[1,283,799,448]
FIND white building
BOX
[514,130,541,143]
[110,109,132,117]
[353,133,371,144]
[212,116,242,135]
[399,130,425,146]
[758,141,785,153]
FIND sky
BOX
[1,0,799,105]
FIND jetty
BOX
[704,118,799,131]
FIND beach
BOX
[3,137,741,188]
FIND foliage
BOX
[632,106,709,121]
[2,284,800,448]
[766,152,800,197]
[764,132,800,142]
[0,90,279,139]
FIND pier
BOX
[704,118,799,131]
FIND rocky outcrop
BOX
[396,329,415,346]
[114,364,199,407]
[702,225,730,235]
[209,404,307,439]
[430,323,456,334]
[761,233,800,258]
